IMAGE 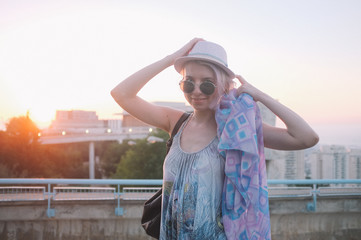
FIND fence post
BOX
[47,183,55,217]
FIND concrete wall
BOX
[269,197,361,240]
[1,196,361,240]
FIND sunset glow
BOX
[1,0,361,145]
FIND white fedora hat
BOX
[174,41,235,78]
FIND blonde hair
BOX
[181,60,234,109]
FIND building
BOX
[121,101,193,135]
[258,102,307,180]
[307,145,361,182]
[349,147,361,179]
[45,110,122,135]
[45,103,359,181]
[306,145,323,179]
[44,102,193,136]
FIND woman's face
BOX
[182,62,219,111]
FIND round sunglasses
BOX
[179,80,216,95]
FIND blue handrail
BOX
[0,178,163,185]
[268,179,361,185]
[1,178,360,185]
[1,178,360,216]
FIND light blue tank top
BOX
[160,117,226,239]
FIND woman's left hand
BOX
[235,75,262,101]
[235,75,319,150]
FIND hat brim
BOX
[174,55,235,79]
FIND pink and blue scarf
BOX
[216,89,271,239]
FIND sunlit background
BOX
[1,0,360,146]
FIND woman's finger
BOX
[173,38,204,59]
[235,75,247,85]
[185,38,204,54]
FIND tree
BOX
[112,129,169,179]
[100,140,132,177]
[0,114,172,178]
[40,143,90,178]
[0,114,41,177]
[0,114,90,178]
[6,112,39,145]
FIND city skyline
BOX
[2,105,357,148]
[1,0,361,146]
[35,108,361,181]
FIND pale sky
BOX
[0,0,361,146]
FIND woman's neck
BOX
[191,109,216,125]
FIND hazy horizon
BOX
[1,0,360,147]
[1,108,360,148]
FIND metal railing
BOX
[0,178,360,217]
[0,186,46,201]
[268,179,361,211]
[0,179,162,217]
[53,187,116,201]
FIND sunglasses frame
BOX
[179,80,217,96]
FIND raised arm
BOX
[110,38,202,133]
[236,75,319,150]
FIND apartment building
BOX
[45,110,122,135]
[307,145,361,181]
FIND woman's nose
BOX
[192,81,203,94]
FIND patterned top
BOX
[160,116,227,240]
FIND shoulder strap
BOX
[166,112,191,154]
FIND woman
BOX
[111,38,319,239]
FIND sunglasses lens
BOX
[180,81,194,93]
[180,80,216,95]
[200,82,215,95]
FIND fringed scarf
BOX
[216,89,271,240]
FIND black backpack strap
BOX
[166,112,191,154]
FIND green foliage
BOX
[149,128,169,141]
[0,115,41,177]
[0,115,94,178]
[0,113,170,179]
[100,140,132,177]
[111,129,169,179]
[6,114,39,145]
[113,139,166,179]
[41,143,91,178]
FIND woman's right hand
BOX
[167,38,204,64]
[111,39,202,133]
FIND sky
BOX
[0,0,360,146]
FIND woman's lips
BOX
[192,98,207,103]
